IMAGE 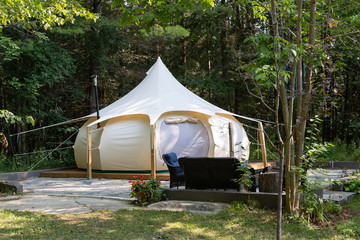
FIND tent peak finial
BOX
[156,56,163,63]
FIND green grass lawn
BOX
[1,196,360,240]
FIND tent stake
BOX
[257,122,268,168]
[87,127,92,180]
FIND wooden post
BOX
[150,124,156,178]
[258,122,268,168]
[228,122,234,157]
[87,127,92,180]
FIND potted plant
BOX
[129,175,166,206]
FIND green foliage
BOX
[306,142,335,161]
[0,0,96,30]
[129,176,166,206]
[292,159,328,222]
[344,177,360,194]
[304,116,360,162]
[112,0,214,30]
[0,147,75,173]
[241,32,304,91]
[307,141,360,162]
[139,25,190,40]
[324,200,343,215]
[234,163,255,191]
[336,195,360,238]
[0,36,20,64]
[0,110,34,126]
[305,116,323,146]
[1,37,78,118]
[229,200,260,214]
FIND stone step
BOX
[323,189,356,205]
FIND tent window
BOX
[159,119,210,158]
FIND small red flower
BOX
[132,182,136,186]
[128,180,132,183]
[141,175,145,180]
[133,176,137,179]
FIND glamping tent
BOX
[74,57,250,172]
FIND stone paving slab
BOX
[0,177,170,215]
[0,195,136,214]
[20,177,145,199]
[307,169,357,188]
[0,169,358,215]
[147,200,230,215]
[323,190,356,205]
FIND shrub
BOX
[306,141,360,162]
[324,200,342,215]
[129,176,166,206]
[344,177,360,194]
[292,161,328,222]
[233,162,255,192]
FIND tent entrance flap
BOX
[159,118,210,158]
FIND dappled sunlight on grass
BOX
[1,199,360,239]
[160,221,219,239]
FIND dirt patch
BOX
[311,206,359,228]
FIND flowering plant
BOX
[129,175,166,206]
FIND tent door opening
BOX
[159,117,210,158]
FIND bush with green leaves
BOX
[292,159,329,222]
[344,177,360,194]
[304,116,360,162]
[324,200,343,215]
[233,163,255,192]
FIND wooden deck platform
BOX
[249,162,277,170]
[39,162,276,180]
[40,168,170,181]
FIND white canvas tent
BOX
[74,57,251,173]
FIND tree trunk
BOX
[294,0,317,214]
[270,1,285,239]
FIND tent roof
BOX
[88,57,243,126]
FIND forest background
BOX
[0,0,360,172]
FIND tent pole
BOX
[257,122,268,168]
[87,127,92,180]
[150,124,156,178]
[228,123,234,157]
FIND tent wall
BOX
[209,115,250,159]
[74,114,169,172]
[98,115,153,171]
[74,117,103,169]
[74,112,250,172]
